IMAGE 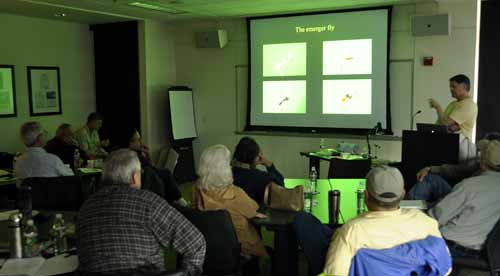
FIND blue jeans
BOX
[446,240,482,276]
[293,212,335,276]
[407,174,452,208]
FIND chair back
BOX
[20,176,83,211]
[486,218,500,273]
[328,158,371,179]
[176,206,241,275]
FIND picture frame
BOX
[0,65,17,117]
[27,66,62,116]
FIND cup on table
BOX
[87,160,95,168]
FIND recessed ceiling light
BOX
[128,1,181,13]
[54,13,67,17]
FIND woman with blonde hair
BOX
[193,144,267,268]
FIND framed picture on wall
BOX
[27,66,62,116]
[0,65,17,117]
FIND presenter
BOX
[428,74,478,140]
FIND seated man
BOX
[77,149,206,274]
[112,127,187,206]
[45,123,88,168]
[15,122,74,179]
[75,113,108,159]
[429,139,500,258]
[294,166,451,276]
[408,132,500,205]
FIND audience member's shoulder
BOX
[134,187,165,202]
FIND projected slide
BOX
[323,39,372,75]
[263,42,306,77]
[263,80,306,114]
[323,79,372,114]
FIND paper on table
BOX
[37,255,78,276]
[0,257,45,276]
[400,200,428,210]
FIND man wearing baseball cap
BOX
[429,140,500,258]
[294,166,450,276]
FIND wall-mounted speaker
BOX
[195,29,228,48]
[412,14,450,36]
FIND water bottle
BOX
[309,166,318,193]
[320,138,325,150]
[51,214,67,255]
[12,152,21,174]
[73,149,81,169]
[8,213,23,258]
[23,219,38,258]
[357,181,365,215]
[304,167,318,212]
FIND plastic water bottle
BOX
[23,219,38,258]
[357,181,366,215]
[309,166,318,193]
[304,167,318,212]
[73,149,81,169]
[12,152,21,174]
[51,214,67,255]
[320,138,325,150]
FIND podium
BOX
[400,130,459,191]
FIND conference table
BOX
[0,210,78,276]
[252,178,366,276]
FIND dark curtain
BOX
[476,1,500,139]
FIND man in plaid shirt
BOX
[77,149,206,275]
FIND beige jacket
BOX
[192,184,267,257]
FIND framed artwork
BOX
[27,66,62,116]
[0,65,17,117]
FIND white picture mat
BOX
[0,68,15,115]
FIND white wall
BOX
[168,1,478,179]
[0,13,96,153]
[139,20,177,159]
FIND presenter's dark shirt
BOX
[232,164,285,204]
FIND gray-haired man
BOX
[77,149,206,275]
[15,122,74,179]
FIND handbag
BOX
[264,183,304,211]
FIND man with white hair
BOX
[15,121,74,179]
[429,139,500,258]
[77,149,206,275]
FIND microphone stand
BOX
[411,110,422,130]
[366,124,379,159]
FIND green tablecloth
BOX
[285,178,366,224]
